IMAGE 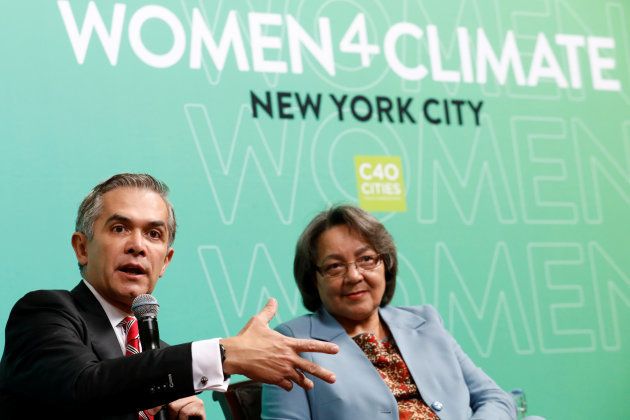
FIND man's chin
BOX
[119,285,152,304]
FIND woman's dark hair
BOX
[294,205,397,312]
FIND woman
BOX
[262,205,516,420]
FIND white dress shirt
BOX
[83,280,229,392]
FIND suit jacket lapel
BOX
[309,308,346,342]
[309,308,398,414]
[309,309,368,375]
[309,309,377,372]
[380,306,436,398]
[71,281,123,361]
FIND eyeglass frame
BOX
[315,253,387,279]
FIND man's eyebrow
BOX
[104,214,166,229]
[105,214,131,225]
[146,220,166,229]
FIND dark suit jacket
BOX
[0,281,195,419]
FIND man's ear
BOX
[71,232,89,266]
[159,247,175,278]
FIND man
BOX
[0,173,338,419]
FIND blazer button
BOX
[431,401,443,412]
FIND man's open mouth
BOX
[118,264,146,275]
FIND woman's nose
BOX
[345,263,364,282]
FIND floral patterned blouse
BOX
[352,333,439,420]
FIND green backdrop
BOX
[1,1,628,418]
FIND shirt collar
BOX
[82,279,131,330]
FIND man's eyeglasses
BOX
[316,254,385,279]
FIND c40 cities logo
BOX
[354,156,407,212]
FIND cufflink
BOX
[201,376,208,386]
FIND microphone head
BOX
[131,294,159,318]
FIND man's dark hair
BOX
[75,173,176,273]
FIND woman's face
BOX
[315,225,386,325]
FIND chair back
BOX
[212,380,262,420]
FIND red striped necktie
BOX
[121,316,154,420]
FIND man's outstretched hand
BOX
[220,298,338,391]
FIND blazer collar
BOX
[70,281,124,360]
[310,305,428,341]
[310,308,347,341]
[381,306,435,398]
[379,305,427,331]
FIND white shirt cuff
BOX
[191,338,230,392]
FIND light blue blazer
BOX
[262,305,516,420]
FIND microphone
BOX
[131,294,167,420]
[131,294,161,351]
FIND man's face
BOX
[72,187,174,313]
